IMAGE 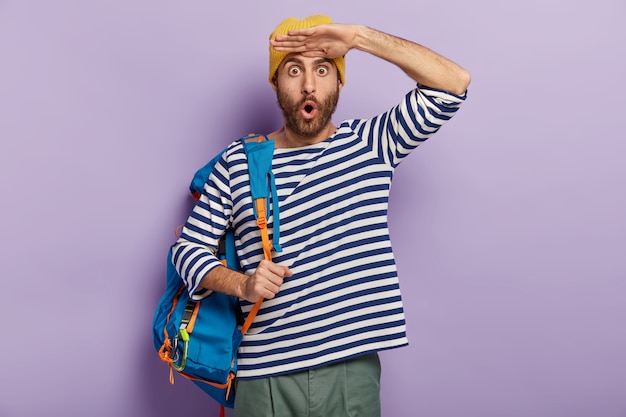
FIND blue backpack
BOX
[152,134,280,413]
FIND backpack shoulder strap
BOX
[240,133,280,334]
[241,133,281,251]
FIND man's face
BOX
[274,55,342,139]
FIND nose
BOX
[302,71,316,95]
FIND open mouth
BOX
[301,100,317,119]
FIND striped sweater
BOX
[172,85,466,379]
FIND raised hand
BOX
[270,23,358,60]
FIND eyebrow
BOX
[282,57,334,67]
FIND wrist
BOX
[235,271,250,300]
[352,25,369,51]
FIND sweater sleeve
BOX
[374,85,467,168]
[170,152,234,300]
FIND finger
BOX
[271,40,322,52]
[273,26,318,39]
[262,273,284,287]
[272,33,312,43]
[257,278,282,299]
[273,264,293,279]
[246,276,280,301]
[261,288,277,300]
[257,280,279,294]
[259,259,290,277]
[287,27,317,36]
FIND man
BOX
[172,15,470,417]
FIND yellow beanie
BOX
[268,15,345,85]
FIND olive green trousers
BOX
[233,353,381,417]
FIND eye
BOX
[288,66,301,76]
[317,66,329,76]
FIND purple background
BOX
[1,1,625,416]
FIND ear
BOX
[270,75,278,92]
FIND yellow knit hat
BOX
[268,15,345,85]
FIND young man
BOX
[172,15,470,417]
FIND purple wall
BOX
[1,1,625,416]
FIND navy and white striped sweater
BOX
[172,85,466,379]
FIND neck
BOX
[269,123,337,149]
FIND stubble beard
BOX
[277,86,340,139]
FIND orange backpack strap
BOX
[239,134,278,334]
[241,196,273,334]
